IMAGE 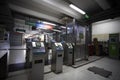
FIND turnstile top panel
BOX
[66,43,73,49]
[54,43,64,50]
[32,42,46,55]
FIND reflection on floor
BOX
[6,57,120,80]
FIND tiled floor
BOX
[73,56,102,68]
[6,57,120,80]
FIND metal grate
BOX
[88,66,112,78]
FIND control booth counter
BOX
[64,43,73,66]
[30,41,46,80]
[51,42,64,73]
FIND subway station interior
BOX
[0,0,120,80]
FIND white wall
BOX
[92,18,120,35]
[92,18,120,41]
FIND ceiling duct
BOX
[60,16,73,24]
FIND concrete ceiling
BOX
[8,0,82,24]
[69,0,111,15]
[8,0,118,24]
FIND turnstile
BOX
[71,43,75,65]
[30,41,46,80]
[51,42,64,73]
[26,40,32,68]
[64,43,73,66]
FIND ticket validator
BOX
[64,43,73,66]
[30,41,46,80]
[51,42,64,73]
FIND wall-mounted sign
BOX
[25,21,36,26]
[16,29,26,33]
[36,22,53,30]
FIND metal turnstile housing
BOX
[64,43,73,66]
[29,42,46,80]
[31,53,45,80]
[51,43,64,73]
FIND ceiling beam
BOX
[33,0,82,19]
[9,4,63,24]
[85,7,120,24]
[95,0,110,10]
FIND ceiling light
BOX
[69,4,86,15]
[42,21,56,26]
[52,29,61,32]
[61,26,66,29]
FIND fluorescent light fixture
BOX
[61,26,66,29]
[42,21,56,26]
[67,27,71,30]
[52,29,61,32]
[69,4,86,15]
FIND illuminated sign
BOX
[36,22,53,30]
